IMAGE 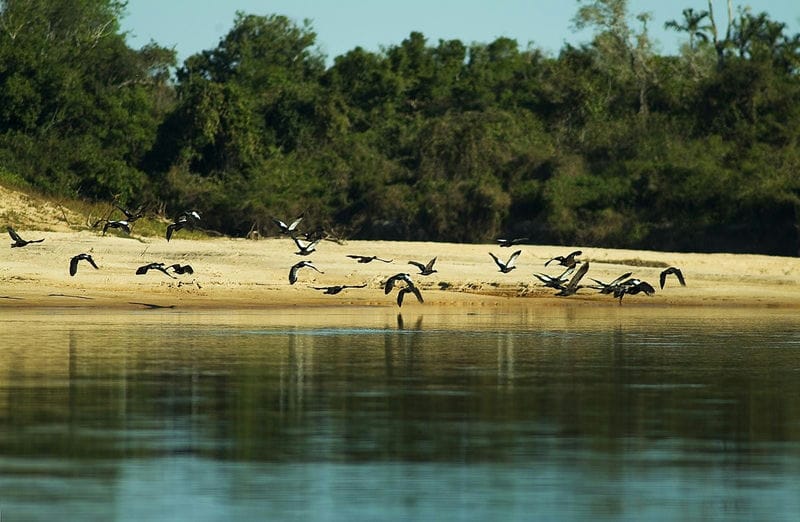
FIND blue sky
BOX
[120,1,800,65]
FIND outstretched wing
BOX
[384,273,404,294]
[489,252,505,270]
[565,261,590,291]
[408,260,426,272]
[85,255,99,270]
[7,226,22,242]
[506,250,522,269]
[287,216,303,232]
[69,256,80,276]
[425,257,437,271]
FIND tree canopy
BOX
[2,0,799,255]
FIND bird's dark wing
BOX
[410,285,424,303]
[610,272,633,286]
[638,281,656,295]
[166,223,176,241]
[345,284,368,289]
[489,252,505,270]
[408,260,426,272]
[385,273,404,294]
[307,262,323,274]
[569,250,583,258]
[172,264,193,275]
[674,268,686,286]
[425,257,437,271]
[346,255,365,260]
[289,264,300,284]
[102,222,111,235]
[544,257,560,266]
[659,270,667,289]
[272,218,288,232]
[85,255,99,270]
[7,226,22,242]
[69,256,79,276]
[565,261,590,291]
[136,264,151,275]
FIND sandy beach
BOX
[2,224,799,310]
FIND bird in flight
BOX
[70,253,99,276]
[383,273,423,307]
[397,285,424,307]
[292,236,321,256]
[496,237,528,247]
[555,261,590,296]
[489,250,521,273]
[136,262,175,278]
[116,203,147,222]
[168,264,194,275]
[588,272,633,294]
[102,220,131,235]
[384,273,415,294]
[273,214,303,235]
[532,266,575,289]
[545,250,583,269]
[312,284,367,295]
[7,226,44,248]
[347,254,393,264]
[613,278,656,303]
[659,267,686,289]
[289,260,323,284]
[166,211,201,241]
[408,257,438,275]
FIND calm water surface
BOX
[1,306,799,521]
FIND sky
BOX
[120,1,800,66]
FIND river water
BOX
[1,306,799,521]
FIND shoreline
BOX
[2,230,800,311]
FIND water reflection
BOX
[1,307,799,520]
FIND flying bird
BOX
[136,262,175,278]
[613,278,657,303]
[175,210,201,223]
[347,254,393,264]
[273,214,303,235]
[292,235,321,256]
[116,203,147,222]
[497,237,529,247]
[555,261,591,296]
[102,220,131,235]
[312,284,367,295]
[489,250,521,273]
[289,260,323,284]
[659,267,686,289]
[384,273,416,294]
[397,285,424,307]
[168,263,194,275]
[7,226,44,248]
[383,273,423,307]
[408,257,438,275]
[545,250,583,269]
[588,272,633,294]
[532,266,575,290]
[69,253,99,276]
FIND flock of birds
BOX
[7,203,201,286]
[6,207,686,308]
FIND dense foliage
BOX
[1,0,799,254]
